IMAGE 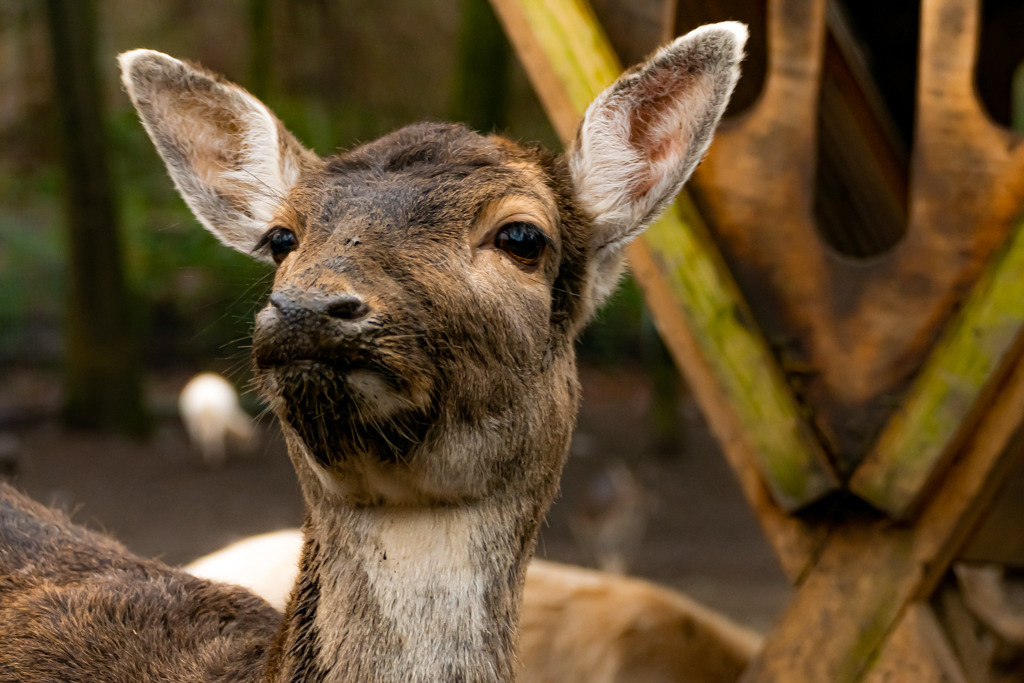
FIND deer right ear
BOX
[568,22,746,309]
[119,50,317,260]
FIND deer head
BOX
[120,24,745,514]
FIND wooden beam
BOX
[741,354,1024,682]
[862,603,969,683]
[489,0,837,528]
[851,213,1024,517]
[488,0,617,141]
[629,216,827,580]
[635,200,836,515]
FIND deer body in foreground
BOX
[0,23,745,682]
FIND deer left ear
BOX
[569,22,746,306]
[118,49,318,261]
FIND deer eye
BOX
[494,222,547,267]
[265,227,297,265]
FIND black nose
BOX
[269,290,371,322]
[255,288,373,369]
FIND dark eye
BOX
[494,222,547,267]
[267,227,297,265]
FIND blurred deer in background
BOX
[178,372,254,467]
[570,459,650,574]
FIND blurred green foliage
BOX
[579,274,647,366]
[0,106,273,371]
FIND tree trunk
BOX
[46,0,147,434]
[248,0,273,100]
[451,0,510,133]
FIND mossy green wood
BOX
[491,0,837,509]
[852,215,1024,518]
[645,199,837,508]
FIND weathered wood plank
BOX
[741,354,1024,682]
[489,0,616,141]
[849,0,1024,518]
[850,212,1024,517]
[489,0,837,525]
[629,227,827,581]
[862,603,969,683]
[639,198,837,511]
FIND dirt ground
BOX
[0,365,791,634]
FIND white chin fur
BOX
[346,370,411,419]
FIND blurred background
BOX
[1,0,1021,634]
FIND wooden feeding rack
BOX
[489,0,1024,679]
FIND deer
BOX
[0,22,745,682]
[186,529,303,611]
[179,372,255,467]
[518,559,761,682]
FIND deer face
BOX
[251,125,585,504]
[120,23,745,506]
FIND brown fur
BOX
[0,23,744,682]
[0,483,278,681]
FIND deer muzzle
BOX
[253,287,374,369]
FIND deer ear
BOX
[568,22,746,304]
[118,49,317,260]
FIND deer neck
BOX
[267,493,538,682]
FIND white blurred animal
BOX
[186,529,301,611]
[185,531,762,682]
[178,372,254,467]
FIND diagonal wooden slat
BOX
[628,207,829,581]
[488,0,838,574]
[850,212,1024,517]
